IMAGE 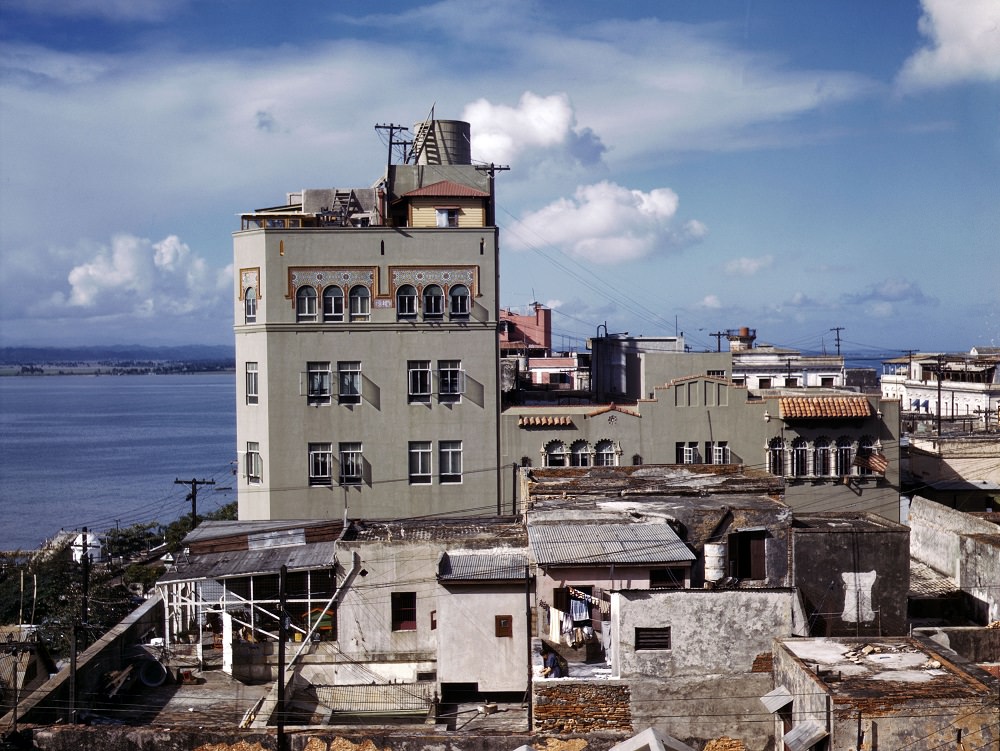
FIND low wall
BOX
[533,680,631,734]
[1,596,164,727]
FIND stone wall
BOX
[908,495,998,579]
[533,680,631,734]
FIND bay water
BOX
[0,373,236,551]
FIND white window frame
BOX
[338,361,362,405]
[244,287,257,324]
[408,441,432,484]
[545,441,566,467]
[323,286,344,322]
[349,285,370,322]
[307,361,332,405]
[438,360,465,402]
[595,440,618,467]
[296,286,318,322]
[246,442,262,485]
[449,285,470,319]
[309,443,333,487]
[339,442,362,486]
[436,208,459,228]
[439,440,462,484]
[814,439,832,476]
[792,438,809,477]
[246,362,259,405]
[570,440,591,467]
[712,442,730,465]
[423,285,444,320]
[408,360,431,403]
[397,285,418,320]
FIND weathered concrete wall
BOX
[914,626,1000,662]
[1,596,163,727]
[908,495,999,579]
[959,533,1000,623]
[791,518,910,636]
[770,640,831,742]
[533,680,631,734]
[613,589,794,678]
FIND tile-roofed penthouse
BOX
[779,395,871,419]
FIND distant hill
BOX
[0,344,235,365]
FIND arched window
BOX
[857,435,875,476]
[767,437,785,476]
[396,285,417,320]
[791,438,809,477]
[835,436,854,477]
[595,440,618,467]
[349,285,370,322]
[570,440,591,467]
[423,285,444,319]
[814,437,831,476]
[244,287,257,324]
[449,285,470,319]
[545,441,566,467]
[322,286,343,322]
[296,286,317,322]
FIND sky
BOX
[0,0,998,358]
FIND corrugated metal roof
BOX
[158,541,338,583]
[528,523,694,566]
[760,685,793,713]
[783,721,828,751]
[779,395,871,419]
[402,180,489,198]
[438,551,529,581]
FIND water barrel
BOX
[704,542,727,582]
[412,120,472,165]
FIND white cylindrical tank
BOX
[412,120,472,165]
[704,542,727,581]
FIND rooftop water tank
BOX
[412,120,471,165]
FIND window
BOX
[635,627,671,650]
[711,441,730,464]
[650,568,687,589]
[391,592,417,631]
[676,441,698,464]
[438,360,464,402]
[836,436,854,477]
[570,440,591,467]
[423,285,444,320]
[439,441,462,483]
[244,287,257,324]
[732,377,745,387]
[857,435,875,476]
[409,441,432,484]
[813,437,831,476]
[307,362,332,405]
[495,615,513,638]
[792,438,809,477]
[707,369,726,379]
[322,286,344,322]
[767,437,785,475]
[449,285,470,319]
[785,377,798,388]
[729,530,767,580]
[246,442,262,485]
[348,285,370,322]
[407,360,431,404]
[396,285,418,320]
[308,443,333,486]
[339,442,362,486]
[821,376,835,387]
[595,440,618,466]
[545,441,566,467]
[758,377,772,389]
[296,286,317,322]
[436,208,459,228]
[338,362,361,405]
[246,362,258,405]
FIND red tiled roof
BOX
[518,415,573,427]
[402,180,489,198]
[779,396,871,419]
[587,403,641,418]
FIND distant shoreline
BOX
[1,363,235,377]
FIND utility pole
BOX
[476,163,510,227]
[174,478,215,529]
[710,331,725,352]
[277,565,288,751]
[80,527,90,626]
[830,327,845,357]
[936,354,944,435]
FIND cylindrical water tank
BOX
[412,120,471,165]
[704,542,727,581]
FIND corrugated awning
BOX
[783,721,828,751]
[779,395,871,419]
[438,551,529,581]
[760,685,793,713]
[528,522,695,566]
[518,415,573,427]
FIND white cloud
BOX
[898,0,1000,91]
[463,92,606,166]
[698,295,722,309]
[504,181,704,264]
[724,255,774,276]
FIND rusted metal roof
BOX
[518,415,574,427]
[528,522,694,566]
[158,541,338,583]
[401,180,489,198]
[438,551,529,581]
[779,395,871,419]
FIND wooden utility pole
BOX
[174,478,215,529]
[830,327,845,356]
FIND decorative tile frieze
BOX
[287,267,376,298]
[239,268,260,300]
[390,266,477,295]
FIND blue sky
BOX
[1,0,997,357]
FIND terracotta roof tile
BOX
[402,180,489,198]
[518,415,574,427]
[779,396,871,419]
